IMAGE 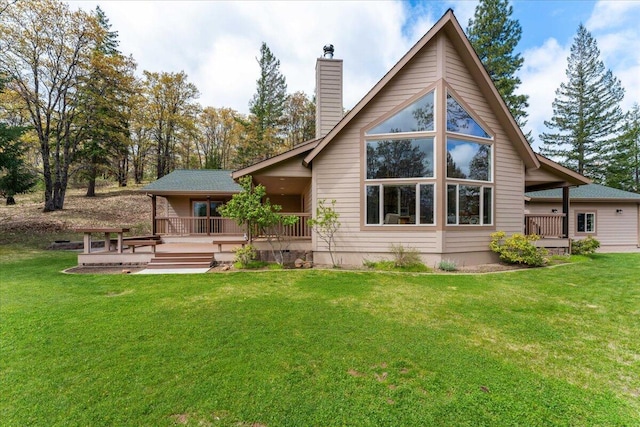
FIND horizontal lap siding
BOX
[572,202,639,247]
[314,42,439,253]
[444,37,525,247]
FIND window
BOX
[446,138,491,181]
[446,93,490,138]
[367,91,434,135]
[365,90,436,226]
[367,138,434,179]
[366,184,434,225]
[447,184,492,225]
[576,212,595,233]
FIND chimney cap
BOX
[323,44,334,58]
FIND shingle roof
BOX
[141,169,242,194]
[526,184,640,201]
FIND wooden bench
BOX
[125,240,160,253]
[213,240,247,252]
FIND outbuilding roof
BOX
[526,184,640,202]
[141,169,242,195]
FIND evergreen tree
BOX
[0,78,36,205]
[540,24,624,181]
[467,0,529,131]
[77,6,136,196]
[245,42,287,164]
[607,104,640,192]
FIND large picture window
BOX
[447,184,492,225]
[446,138,491,181]
[367,138,434,179]
[366,184,434,225]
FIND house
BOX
[142,169,244,239]
[526,184,640,252]
[231,10,589,266]
[83,9,596,268]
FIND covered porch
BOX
[524,154,591,250]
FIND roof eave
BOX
[234,138,320,179]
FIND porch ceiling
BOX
[255,176,310,195]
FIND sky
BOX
[67,0,640,151]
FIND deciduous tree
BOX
[142,70,199,178]
[0,0,97,211]
[196,107,244,169]
[283,91,315,148]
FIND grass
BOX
[1,249,639,426]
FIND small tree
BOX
[308,199,340,267]
[218,175,298,265]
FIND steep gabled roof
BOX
[303,9,538,169]
[526,183,640,202]
[141,169,242,195]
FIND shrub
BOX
[489,231,548,267]
[390,243,423,268]
[233,244,257,267]
[571,236,600,255]
[438,259,458,272]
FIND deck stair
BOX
[146,252,216,269]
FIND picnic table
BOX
[75,227,130,254]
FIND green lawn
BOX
[1,249,639,426]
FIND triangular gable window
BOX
[446,94,490,139]
[366,91,434,135]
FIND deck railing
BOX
[155,213,311,238]
[525,214,566,238]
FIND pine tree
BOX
[467,0,529,131]
[77,6,136,196]
[245,42,287,164]
[540,24,624,181]
[607,104,640,192]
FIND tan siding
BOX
[316,58,343,138]
[260,156,312,177]
[527,201,640,249]
[303,182,312,214]
[443,35,525,249]
[313,41,440,255]
[166,196,190,217]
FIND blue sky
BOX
[68,0,640,150]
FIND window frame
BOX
[446,183,493,226]
[365,182,436,226]
[576,212,596,234]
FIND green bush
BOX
[233,244,257,267]
[490,231,548,267]
[390,243,423,268]
[571,236,600,255]
[438,259,458,271]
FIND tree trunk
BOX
[85,163,97,197]
[6,196,16,205]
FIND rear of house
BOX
[526,184,640,252]
[234,10,589,267]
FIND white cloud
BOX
[586,0,640,31]
[519,38,569,150]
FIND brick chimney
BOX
[315,44,343,138]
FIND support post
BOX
[151,195,157,235]
[562,186,570,238]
